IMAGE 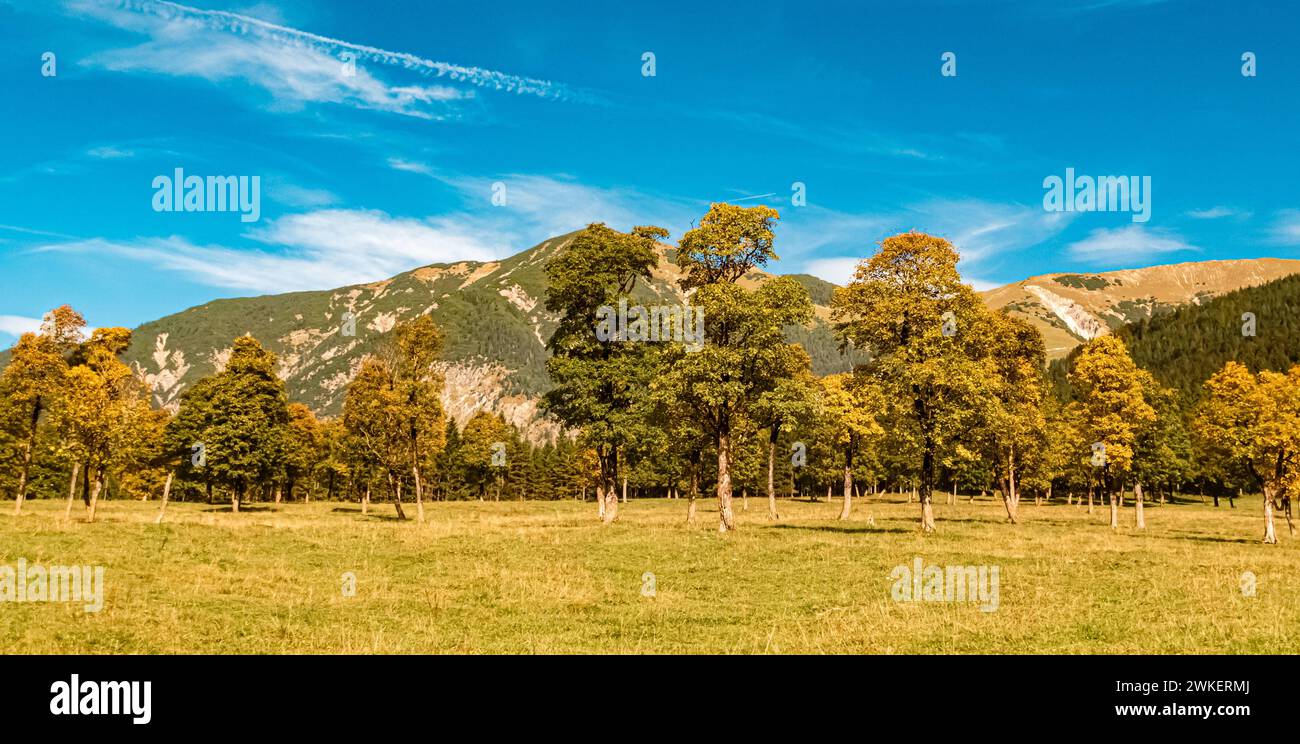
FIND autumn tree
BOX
[977,311,1050,524]
[832,231,988,532]
[1068,335,1156,530]
[459,411,511,500]
[821,372,885,520]
[0,305,84,514]
[284,403,323,502]
[54,326,149,522]
[1194,361,1300,543]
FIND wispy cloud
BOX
[784,199,1073,287]
[1266,210,1300,245]
[33,174,694,293]
[1066,225,1198,263]
[1187,205,1251,220]
[68,0,590,119]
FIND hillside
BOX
[1048,271,1300,404]
[980,258,1300,359]
[120,232,859,443]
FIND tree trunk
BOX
[154,470,174,525]
[597,482,606,518]
[362,484,370,515]
[1002,452,1019,524]
[1134,481,1145,529]
[621,476,628,504]
[602,448,619,524]
[412,465,426,524]
[13,402,40,516]
[716,431,736,532]
[87,475,104,523]
[1108,491,1118,530]
[1087,484,1094,514]
[1263,487,1278,544]
[64,461,81,521]
[390,473,406,521]
[766,433,778,520]
[919,445,936,532]
[838,449,853,520]
[686,464,698,525]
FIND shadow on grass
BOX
[767,523,911,535]
[201,505,278,514]
[1164,531,1256,545]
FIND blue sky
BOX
[2,0,1298,339]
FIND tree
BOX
[459,411,511,500]
[832,231,988,532]
[1068,335,1156,529]
[663,276,812,531]
[977,311,1050,524]
[284,403,323,502]
[1194,361,1300,543]
[820,373,884,520]
[676,203,779,288]
[542,222,667,523]
[343,357,410,518]
[393,315,447,522]
[54,326,149,522]
[751,366,819,520]
[0,305,83,513]
[202,336,290,512]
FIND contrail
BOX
[102,0,591,102]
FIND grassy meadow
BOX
[1,493,1297,654]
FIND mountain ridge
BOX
[116,234,1300,443]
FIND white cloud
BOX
[0,315,42,338]
[784,199,1073,287]
[1066,225,1198,263]
[86,145,135,159]
[1187,206,1250,220]
[67,0,583,119]
[1266,210,1300,245]
[33,175,694,293]
[801,256,862,286]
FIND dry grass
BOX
[1,492,1297,653]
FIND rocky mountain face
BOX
[120,232,852,443]
[979,258,1300,359]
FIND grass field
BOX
[1,493,1297,653]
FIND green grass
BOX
[1,493,1297,653]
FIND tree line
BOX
[3,203,1297,543]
